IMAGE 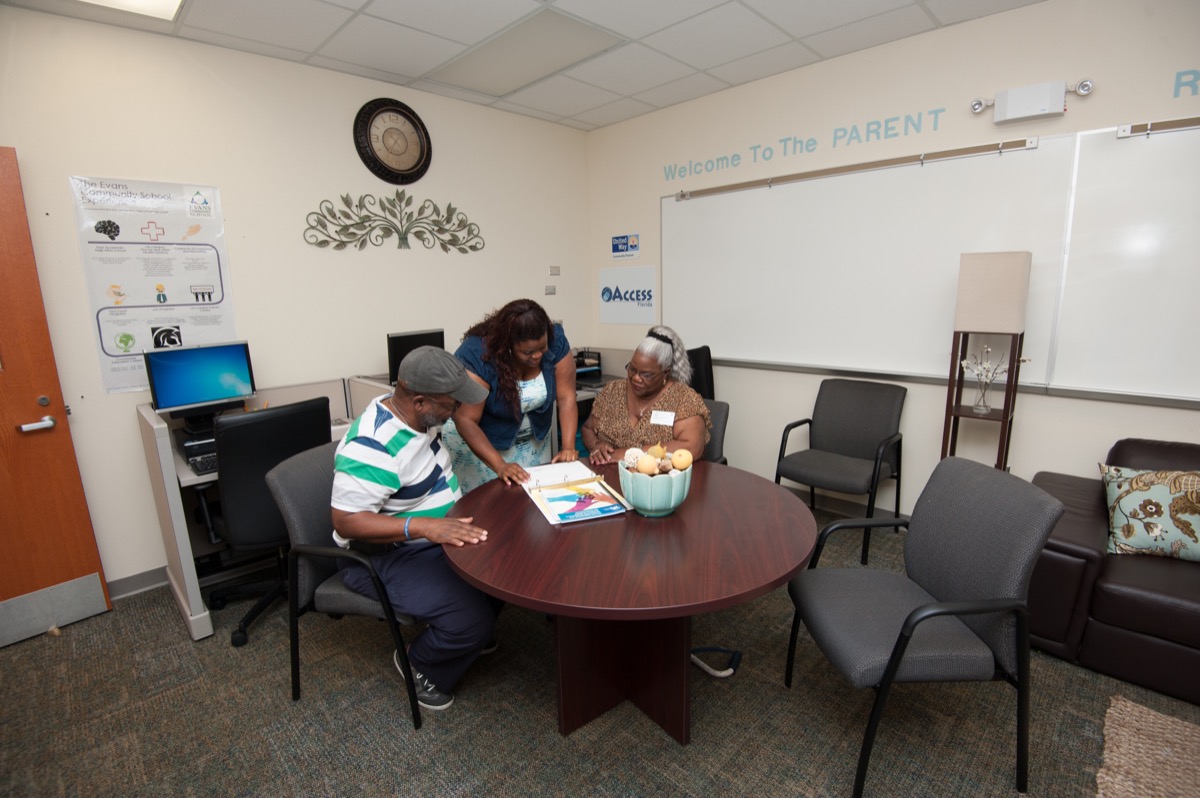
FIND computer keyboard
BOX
[188,452,218,475]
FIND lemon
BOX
[636,454,660,475]
[670,449,693,470]
[646,443,666,459]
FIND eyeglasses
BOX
[625,362,664,382]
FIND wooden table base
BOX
[555,615,692,744]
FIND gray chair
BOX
[265,441,422,730]
[701,398,729,465]
[775,379,906,564]
[784,457,1065,798]
[203,396,332,647]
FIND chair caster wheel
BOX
[231,629,248,647]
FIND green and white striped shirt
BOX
[331,394,461,548]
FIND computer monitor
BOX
[144,341,256,435]
[387,329,445,385]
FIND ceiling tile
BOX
[642,3,790,70]
[803,5,935,59]
[924,0,1046,26]
[427,8,622,96]
[306,53,412,85]
[408,79,499,106]
[318,14,465,77]
[491,100,564,122]
[5,0,1056,129]
[571,97,657,127]
[742,0,912,38]
[635,71,730,108]
[707,41,820,86]
[361,0,539,45]
[556,117,598,131]
[565,43,694,96]
[180,26,309,62]
[503,74,621,117]
[182,0,351,52]
[551,0,726,39]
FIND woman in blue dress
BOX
[443,299,579,492]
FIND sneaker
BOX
[481,639,499,655]
[393,649,454,711]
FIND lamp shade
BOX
[953,251,1031,333]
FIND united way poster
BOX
[69,176,237,393]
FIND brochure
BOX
[523,462,631,525]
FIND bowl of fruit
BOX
[616,443,694,517]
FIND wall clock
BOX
[352,98,432,184]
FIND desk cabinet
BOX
[137,378,352,640]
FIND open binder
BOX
[522,461,631,525]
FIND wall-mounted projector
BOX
[992,81,1066,123]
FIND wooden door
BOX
[0,147,110,646]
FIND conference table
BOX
[444,461,817,744]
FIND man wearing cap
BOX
[331,345,496,711]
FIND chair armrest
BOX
[809,515,911,568]
[290,544,398,619]
[872,431,902,475]
[778,418,813,465]
[876,599,1028,688]
[901,598,1025,637]
[290,542,373,568]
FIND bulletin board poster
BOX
[69,176,237,393]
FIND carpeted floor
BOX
[3,526,1198,797]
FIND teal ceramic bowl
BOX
[617,465,692,517]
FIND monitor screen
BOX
[144,341,256,421]
[387,329,445,385]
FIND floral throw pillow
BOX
[1100,463,1200,562]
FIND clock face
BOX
[353,99,432,184]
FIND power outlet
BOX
[544,285,556,295]
[548,265,561,276]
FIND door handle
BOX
[18,415,56,432]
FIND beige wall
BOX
[1,0,1198,588]
[0,6,591,583]
[584,0,1200,509]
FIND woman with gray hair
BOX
[581,325,710,466]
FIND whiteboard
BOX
[662,126,1199,400]
[1050,129,1200,399]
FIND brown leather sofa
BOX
[1028,438,1200,705]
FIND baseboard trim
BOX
[106,567,168,601]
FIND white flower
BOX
[960,345,1027,387]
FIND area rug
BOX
[1095,694,1200,797]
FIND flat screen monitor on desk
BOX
[387,329,444,385]
[144,341,256,436]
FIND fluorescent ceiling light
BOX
[428,8,622,97]
[77,0,182,21]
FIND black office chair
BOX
[775,379,906,564]
[265,441,422,729]
[203,396,332,647]
[701,398,729,465]
[784,457,1065,797]
[686,345,715,400]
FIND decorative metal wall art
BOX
[304,191,484,253]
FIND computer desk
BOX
[139,374,625,641]
[137,377,356,641]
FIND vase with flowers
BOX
[960,346,1008,415]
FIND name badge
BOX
[649,409,675,426]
